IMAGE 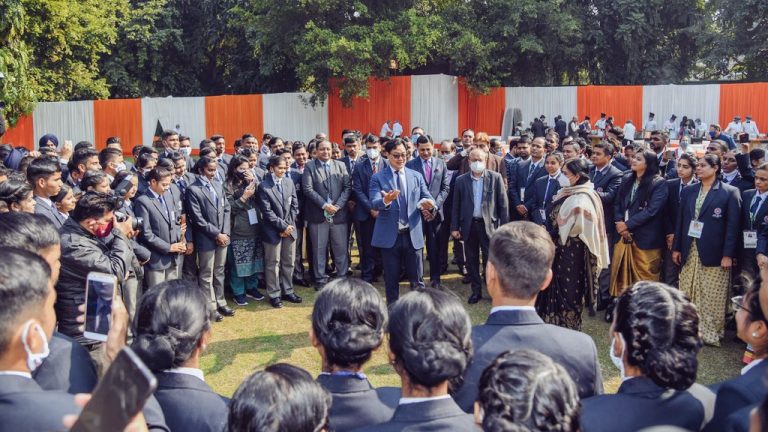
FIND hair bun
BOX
[400,340,467,387]
[132,333,178,372]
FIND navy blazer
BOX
[134,190,183,270]
[452,309,603,412]
[705,360,768,432]
[351,157,388,222]
[673,181,742,266]
[370,167,434,249]
[590,164,623,236]
[153,372,228,432]
[740,190,768,257]
[581,376,705,432]
[507,158,547,207]
[614,175,669,250]
[406,156,451,219]
[664,178,696,235]
[0,374,80,432]
[256,174,299,244]
[316,375,399,432]
[723,153,756,193]
[33,332,98,394]
[185,177,231,252]
[525,174,563,225]
[355,397,479,432]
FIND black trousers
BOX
[358,218,381,282]
[423,218,442,284]
[465,219,490,296]
[380,232,424,305]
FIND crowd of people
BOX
[0,113,767,431]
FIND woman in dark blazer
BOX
[673,153,742,346]
[356,288,477,431]
[610,150,668,319]
[739,163,768,281]
[311,278,398,431]
[132,279,228,432]
[662,153,698,287]
[525,151,565,226]
[581,281,709,432]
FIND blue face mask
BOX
[709,131,717,138]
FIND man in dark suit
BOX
[370,139,436,305]
[555,115,567,140]
[168,153,198,283]
[650,131,678,179]
[352,137,387,283]
[302,140,352,290]
[159,130,194,170]
[406,137,450,288]
[28,157,65,229]
[452,222,603,411]
[289,143,311,286]
[211,134,232,169]
[451,149,509,303]
[508,137,547,220]
[186,156,234,321]
[589,141,624,309]
[257,155,302,308]
[134,167,186,288]
[339,135,363,272]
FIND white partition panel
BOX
[141,97,206,147]
[262,93,329,141]
[642,84,721,128]
[505,87,578,128]
[33,101,95,145]
[411,74,459,142]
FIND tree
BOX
[0,0,35,126]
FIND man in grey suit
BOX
[169,152,198,283]
[301,140,352,290]
[406,136,450,288]
[451,148,509,303]
[134,167,186,288]
[28,157,65,229]
[186,156,234,321]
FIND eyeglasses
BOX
[463,135,474,139]
[731,295,752,314]
[389,152,407,159]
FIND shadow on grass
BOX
[204,331,311,375]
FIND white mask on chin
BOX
[21,320,50,372]
[609,334,626,380]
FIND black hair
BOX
[478,350,580,432]
[161,130,179,141]
[132,280,212,373]
[71,192,120,222]
[138,146,159,157]
[292,142,307,153]
[364,134,380,145]
[268,137,284,149]
[136,152,155,170]
[225,154,250,192]
[110,171,135,191]
[131,145,145,157]
[0,180,32,211]
[167,151,185,165]
[156,158,174,170]
[591,141,613,158]
[701,153,723,178]
[106,136,121,146]
[677,153,698,171]
[267,155,286,170]
[199,147,218,159]
[67,148,99,174]
[0,248,51,354]
[388,288,472,390]
[238,148,257,159]
[620,149,661,204]
[210,134,224,142]
[80,170,110,192]
[743,276,766,324]
[489,222,555,300]
[241,133,255,141]
[74,141,95,152]
[0,212,60,251]
[312,279,387,369]
[343,136,357,146]
[614,281,702,390]
[199,139,214,150]
[98,148,123,168]
[416,135,432,145]
[227,363,331,432]
[26,156,61,185]
[384,138,406,154]
[193,156,217,176]
[750,148,766,161]
[563,158,590,185]
[146,167,174,183]
[51,184,72,204]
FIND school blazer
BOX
[185,177,231,252]
[581,376,705,432]
[34,196,64,229]
[590,164,623,236]
[740,190,768,258]
[355,397,479,432]
[351,157,388,222]
[256,175,299,244]
[33,331,98,394]
[673,181,742,267]
[664,178,696,235]
[525,174,562,226]
[507,158,547,207]
[613,174,668,250]
[705,360,768,432]
[134,190,183,270]
[153,372,229,432]
[316,375,399,432]
[0,374,80,432]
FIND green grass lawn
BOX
[201,256,745,397]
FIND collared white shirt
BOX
[644,119,658,131]
[390,166,408,198]
[623,123,636,140]
[37,196,53,207]
[167,367,205,382]
[723,170,739,184]
[471,174,483,218]
[490,305,536,314]
[742,358,763,375]
[744,121,760,138]
[726,121,744,135]
[272,173,283,187]
[751,190,768,215]
[0,371,33,379]
[399,394,451,406]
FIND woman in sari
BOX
[536,158,610,330]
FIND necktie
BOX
[527,162,536,181]
[593,169,603,184]
[177,179,187,196]
[324,163,330,178]
[206,183,218,205]
[544,178,555,203]
[158,195,170,218]
[276,180,284,200]
[372,161,378,174]
[396,170,407,226]
[424,159,432,184]
[751,195,762,220]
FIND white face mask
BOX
[366,148,380,160]
[609,334,626,380]
[179,147,192,157]
[441,153,452,161]
[142,168,152,175]
[115,163,127,173]
[470,161,485,174]
[21,320,50,372]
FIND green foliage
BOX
[0,0,35,125]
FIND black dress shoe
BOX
[214,312,224,322]
[467,294,482,304]
[217,306,235,317]
[461,275,471,284]
[314,283,326,292]
[431,282,444,290]
[604,301,615,323]
[293,278,310,287]
[282,293,303,304]
[270,298,283,308]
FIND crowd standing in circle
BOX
[0,112,767,430]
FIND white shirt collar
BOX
[36,196,53,206]
[742,358,764,375]
[0,371,33,379]
[490,305,536,314]
[166,367,205,382]
[399,394,451,405]
[272,173,282,184]
[723,170,739,181]
[549,170,561,180]
[755,190,768,200]
[149,189,162,200]
[390,165,404,175]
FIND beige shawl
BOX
[553,181,611,270]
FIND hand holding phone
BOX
[84,272,118,343]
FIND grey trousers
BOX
[145,264,179,289]
[264,237,296,299]
[294,218,306,280]
[308,221,349,285]
[198,246,227,307]
[122,273,141,329]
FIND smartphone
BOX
[70,347,157,432]
[83,272,118,342]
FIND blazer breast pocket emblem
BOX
[713,207,723,218]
